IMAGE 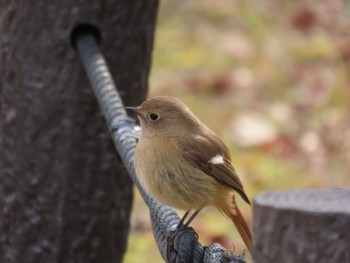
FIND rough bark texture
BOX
[253,189,350,263]
[0,1,158,263]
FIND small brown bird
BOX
[130,96,252,253]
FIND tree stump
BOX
[253,188,350,263]
[0,1,158,263]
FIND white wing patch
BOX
[209,154,224,165]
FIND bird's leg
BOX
[169,208,203,239]
[183,207,203,228]
[167,209,202,263]
[175,210,190,230]
[175,208,203,232]
[166,211,190,263]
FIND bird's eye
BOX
[149,113,159,122]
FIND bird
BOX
[128,96,252,253]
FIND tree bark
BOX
[0,1,158,263]
[253,189,350,263]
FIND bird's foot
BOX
[166,226,198,263]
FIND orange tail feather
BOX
[221,198,253,254]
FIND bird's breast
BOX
[134,137,226,210]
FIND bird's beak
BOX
[125,106,140,115]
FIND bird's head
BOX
[127,96,202,138]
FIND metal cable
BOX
[74,32,246,263]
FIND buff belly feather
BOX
[134,137,227,210]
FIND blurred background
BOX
[124,0,350,262]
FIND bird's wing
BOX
[176,134,250,204]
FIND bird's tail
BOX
[220,195,253,254]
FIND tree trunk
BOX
[0,1,158,263]
[253,189,350,263]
